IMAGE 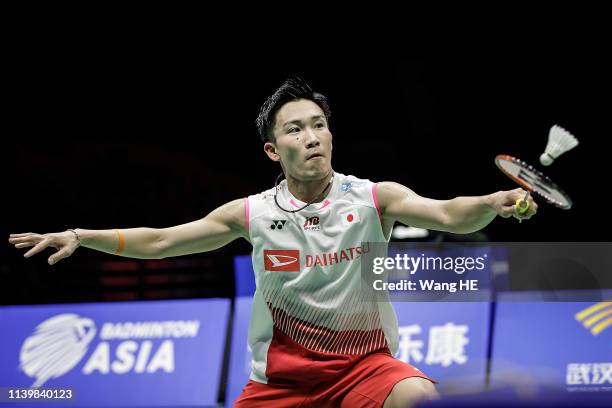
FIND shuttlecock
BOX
[539,125,579,166]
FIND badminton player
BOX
[9,78,537,407]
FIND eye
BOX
[288,127,300,134]
[315,122,325,128]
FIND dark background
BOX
[2,40,610,305]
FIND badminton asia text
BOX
[82,320,200,374]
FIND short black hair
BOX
[256,77,331,142]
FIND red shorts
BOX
[232,349,436,407]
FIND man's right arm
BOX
[157,198,248,258]
[9,198,248,265]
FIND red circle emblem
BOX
[347,214,354,222]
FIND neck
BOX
[285,170,334,203]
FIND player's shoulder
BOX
[336,173,377,207]
[337,173,372,192]
[247,185,276,205]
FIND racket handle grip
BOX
[515,198,530,214]
[515,192,530,223]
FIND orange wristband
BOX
[114,229,125,255]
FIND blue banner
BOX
[225,297,253,407]
[234,255,256,297]
[490,293,612,392]
[0,299,230,407]
[393,302,491,392]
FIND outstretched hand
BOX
[489,188,538,221]
[8,231,80,265]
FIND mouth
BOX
[306,152,325,161]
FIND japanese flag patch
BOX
[340,209,360,226]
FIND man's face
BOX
[264,99,333,181]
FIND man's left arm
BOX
[376,182,538,234]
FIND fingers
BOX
[9,236,39,244]
[499,189,528,208]
[9,234,37,244]
[9,233,44,248]
[499,205,516,218]
[15,242,36,249]
[9,232,33,238]
[48,247,72,266]
[23,239,51,258]
[511,188,529,202]
[10,232,77,265]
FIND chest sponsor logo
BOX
[264,249,301,272]
[305,244,370,268]
[303,216,321,231]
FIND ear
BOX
[264,142,281,162]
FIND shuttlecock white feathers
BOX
[539,125,579,166]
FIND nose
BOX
[304,127,320,149]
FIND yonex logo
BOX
[20,314,97,387]
[264,250,300,272]
[575,302,612,336]
[270,220,287,230]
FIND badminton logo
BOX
[20,313,97,387]
[575,302,612,336]
[17,313,201,387]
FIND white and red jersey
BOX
[245,172,398,384]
